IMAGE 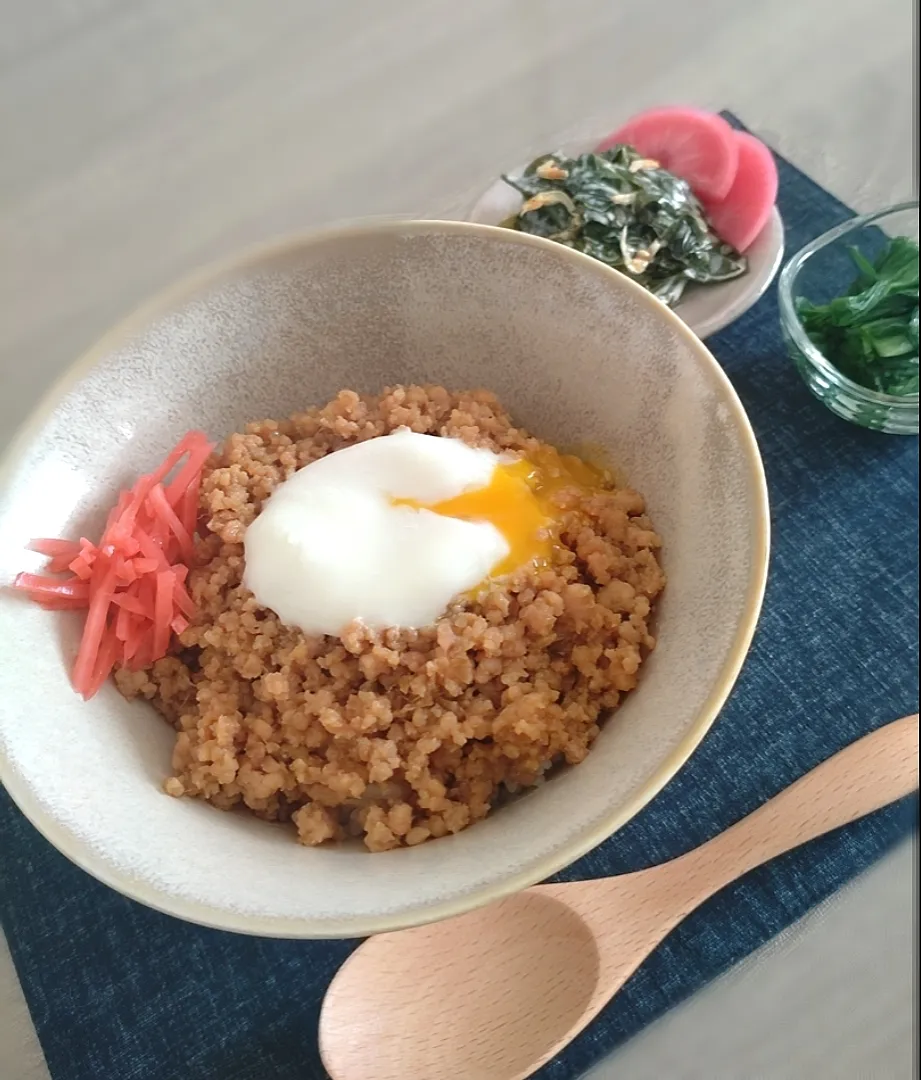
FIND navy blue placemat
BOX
[1,115,918,1080]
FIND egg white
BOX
[242,429,509,635]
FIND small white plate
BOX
[467,151,785,340]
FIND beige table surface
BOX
[1,1,917,1077]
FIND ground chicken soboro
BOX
[115,386,665,852]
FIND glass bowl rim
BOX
[777,199,919,408]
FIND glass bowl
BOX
[778,200,918,435]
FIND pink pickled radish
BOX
[702,131,778,253]
[597,107,739,201]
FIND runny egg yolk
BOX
[397,448,609,581]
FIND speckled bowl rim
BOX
[0,219,770,939]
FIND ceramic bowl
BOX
[467,144,785,341]
[0,220,769,938]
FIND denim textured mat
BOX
[1,115,918,1080]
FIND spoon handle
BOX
[675,713,918,906]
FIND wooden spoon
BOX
[319,714,919,1080]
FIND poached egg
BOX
[243,429,604,635]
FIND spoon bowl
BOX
[319,714,919,1080]
[322,894,600,1080]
